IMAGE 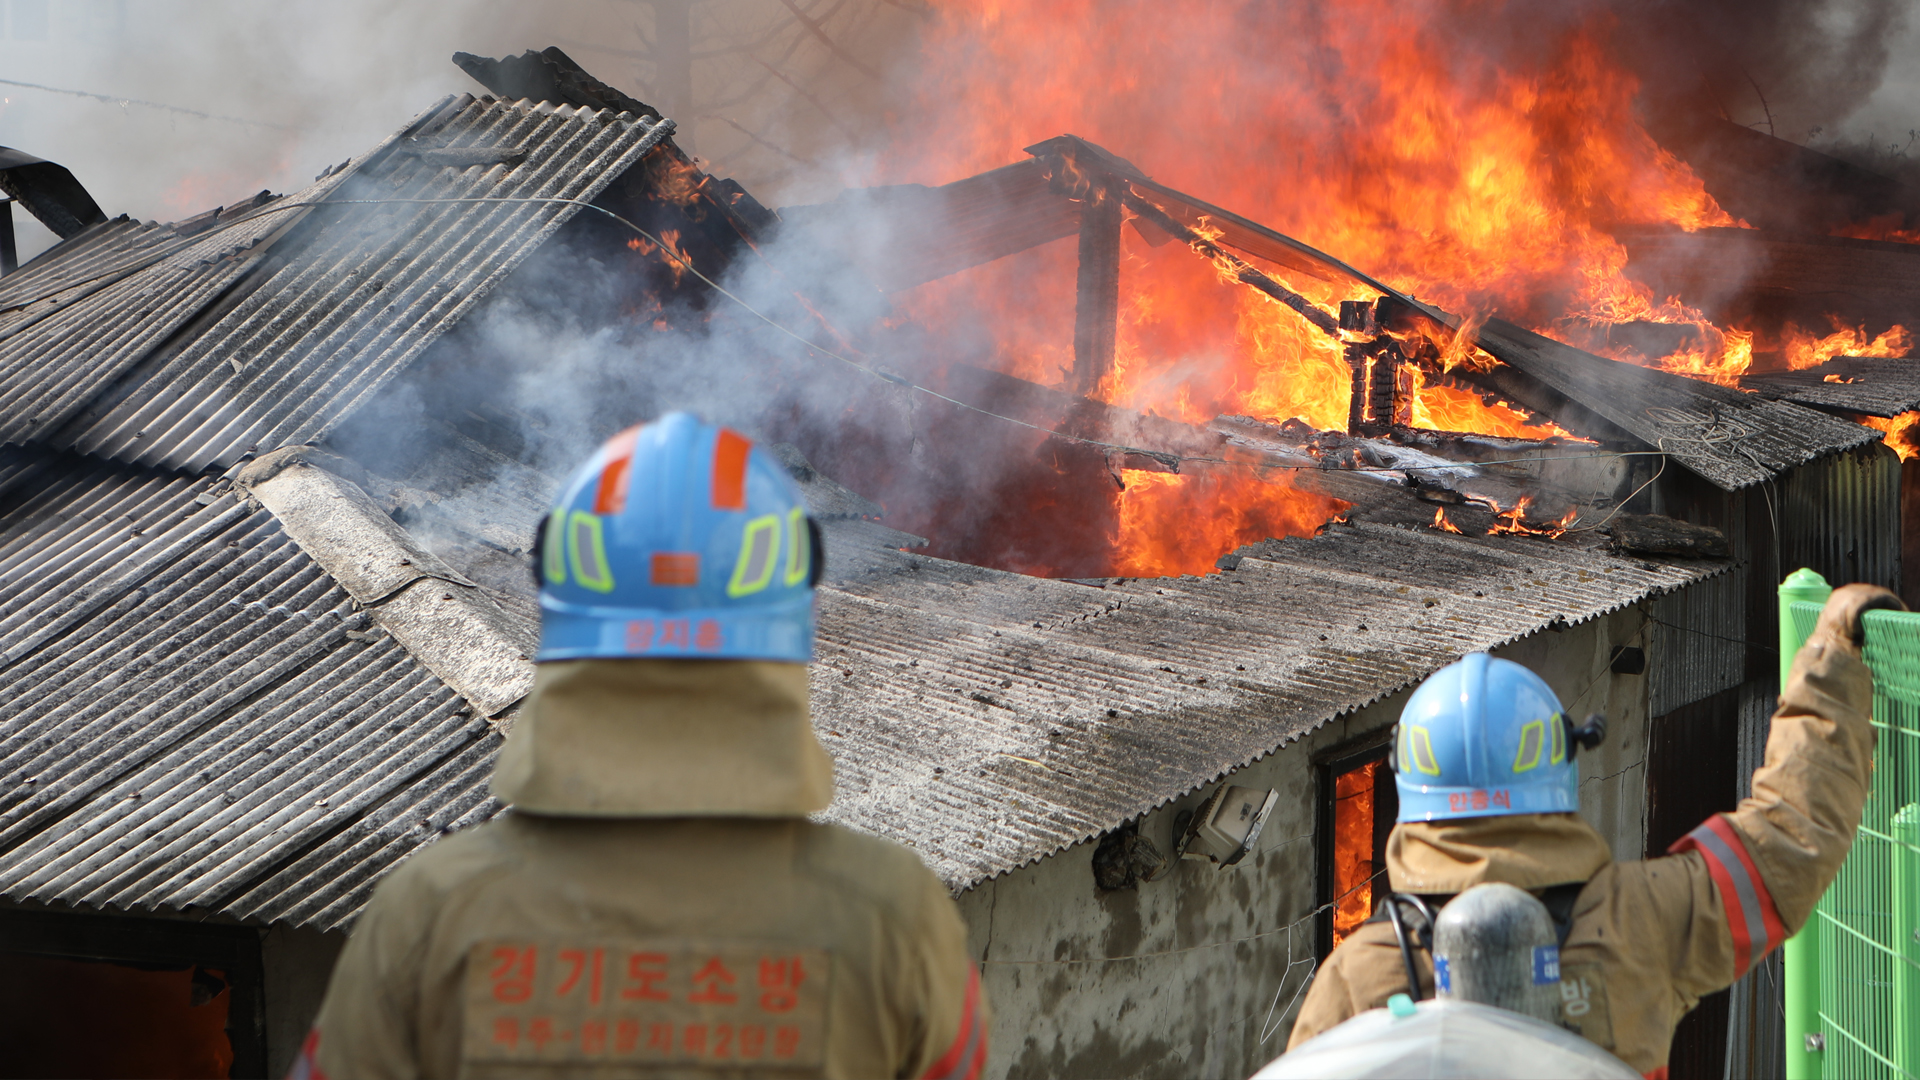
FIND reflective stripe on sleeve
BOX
[921,965,985,1080]
[1668,814,1787,977]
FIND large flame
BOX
[876,1,1907,576]
[1332,759,1382,947]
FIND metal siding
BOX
[1650,564,1748,716]
[1779,443,1901,592]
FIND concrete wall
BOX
[954,604,1656,1079]
[263,923,347,1078]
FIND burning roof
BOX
[0,43,1880,925]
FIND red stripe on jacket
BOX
[922,965,984,1080]
[1669,814,1787,977]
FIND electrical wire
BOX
[0,77,292,129]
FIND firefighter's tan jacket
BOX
[1288,629,1875,1079]
[296,659,987,1080]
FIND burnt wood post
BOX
[0,199,15,276]
[1072,178,1121,399]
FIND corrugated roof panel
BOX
[0,217,180,330]
[58,98,674,472]
[0,466,495,925]
[814,521,1725,888]
[1742,356,1920,418]
[223,739,502,931]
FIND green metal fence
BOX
[1781,569,1920,1080]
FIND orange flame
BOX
[876,3,1902,576]
[1864,413,1920,461]
[1431,507,1465,534]
[1784,321,1914,371]
[1332,759,1381,947]
[1113,468,1350,578]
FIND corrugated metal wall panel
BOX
[1650,566,1748,716]
[1778,441,1901,592]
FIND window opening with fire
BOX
[1317,742,1400,956]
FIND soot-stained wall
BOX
[952,604,1656,1079]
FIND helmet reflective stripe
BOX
[1549,713,1565,764]
[1404,725,1442,775]
[542,510,568,585]
[783,507,809,587]
[593,427,641,515]
[711,429,750,510]
[568,511,614,592]
[1512,720,1545,773]
[728,514,782,596]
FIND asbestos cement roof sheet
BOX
[809,520,1722,889]
[0,217,181,335]
[1741,356,1920,418]
[0,461,502,931]
[0,94,673,472]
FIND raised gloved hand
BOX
[1814,583,1908,651]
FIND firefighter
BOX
[291,413,987,1080]
[1286,583,1898,1078]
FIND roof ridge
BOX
[233,446,534,720]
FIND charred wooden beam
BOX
[1602,513,1729,559]
[1120,189,1340,338]
[1073,180,1121,397]
[0,200,15,277]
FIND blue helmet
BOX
[1394,654,1577,822]
[535,412,817,663]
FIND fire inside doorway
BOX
[0,910,264,1078]
[1317,742,1400,954]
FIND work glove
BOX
[1813,583,1907,653]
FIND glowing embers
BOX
[1430,498,1578,539]
[1321,747,1399,952]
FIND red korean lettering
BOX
[648,1023,674,1053]
[1492,790,1511,809]
[1471,790,1489,811]
[580,1019,607,1054]
[625,620,655,651]
[758,956,806,1012]
[713,1023,734,1058]
[774,1025,801,1058]
[696,619,722,651]
[739,1024,766,1058]
[557,950,586,999]
[490,946,537,1003]
[529,1017,555,1050]
[689,957,739,1004]
[622,952,671,1001]
[615,1020,640,1053]
[662,619,691,648]
[684,1023,708,1056]
[492,1017,520,1049]
[1447,793,1465,811]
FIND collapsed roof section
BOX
[783,135,1881,491]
